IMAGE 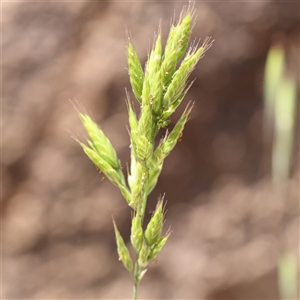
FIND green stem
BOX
[133,281,138,300]
[133,261,139,300]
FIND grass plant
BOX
[74,2,212,298]
[264,42,298,300]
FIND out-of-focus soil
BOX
[2,1,299,299]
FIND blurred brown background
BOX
[2,1,299,299]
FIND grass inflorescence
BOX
[74,2,212,299]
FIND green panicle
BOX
[144,200,164,246]
[147,234,170,262]
[79,114,120,170]
[74,3,213,293]
[131,213,144,252]
[128,42,144,103]
[113,219,133,273]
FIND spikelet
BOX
[113,219,133,273]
